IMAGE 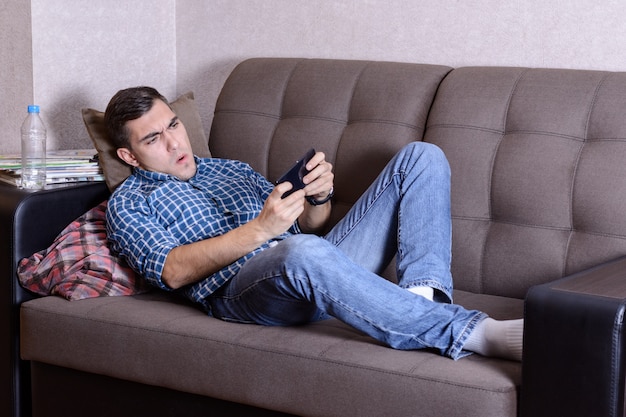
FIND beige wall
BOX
[3,0,626,154]
[177,0,626,134]
[1,1,33,155]
[1,0,176,154]
[30,0,177,153]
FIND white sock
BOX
[463,318,524,361]
[407,286,434,302]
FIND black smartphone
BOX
[275,148,316,198]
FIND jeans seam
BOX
[331,172,402,247]
[448,311,487,360]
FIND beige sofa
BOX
[12,58,626,417]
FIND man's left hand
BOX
[302,151,334,201]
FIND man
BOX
[105,86,523,361]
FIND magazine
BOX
[0,149,104,187]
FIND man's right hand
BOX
[253,182,306,239]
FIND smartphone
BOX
[275,148,316,198]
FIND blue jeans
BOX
[208,142,486,359]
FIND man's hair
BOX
[104,86,170,149]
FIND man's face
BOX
[117,99,197,180]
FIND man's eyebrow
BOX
[138,116,179,143]
[168,116,179,128]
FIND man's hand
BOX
[253,182,306,238]
[299,151,334,233]
[302,151,334,201]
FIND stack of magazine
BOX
[0,149,104,187]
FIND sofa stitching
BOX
[427,123,503,135]
[349,118,421,130]
[429,122,626,143]
[430,123,595,142]
[266,59,303,175]
[216,108,423,132]
[346,62,368,125]
[585,137,626,142]
[562,73,610,277]
[503,130,586,141]
[215,109,281,120]
[479,68,529,294]
[452,214,626,240]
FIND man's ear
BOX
[117,148,140,167]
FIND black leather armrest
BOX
[521,256,626,417]
[0,181,109,417]
[4,182,111,302]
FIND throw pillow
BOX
[17,200,150,300]
[82,91,211,191]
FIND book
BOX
[0,149,105,187]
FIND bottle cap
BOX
[27,105,40,113]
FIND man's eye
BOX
[170,120,179,129]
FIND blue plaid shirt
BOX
[106,157,300,310]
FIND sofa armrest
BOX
[3,182,111,301]
[521,256,626,417]
[0,181,109,417]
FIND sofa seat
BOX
[21,290,522,417]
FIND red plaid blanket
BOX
[18,200,149,300]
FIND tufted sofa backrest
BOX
[426,67,626,298]
[210,58,626,300]
[209,58,451,227]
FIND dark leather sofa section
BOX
[0,182,110,417]
[523,256,626,417]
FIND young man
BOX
[105,86,523,361]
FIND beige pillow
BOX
[82,91,211,191]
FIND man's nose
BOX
[164,132,179,151]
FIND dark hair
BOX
[104,86,170,149]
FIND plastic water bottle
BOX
[20,105,47,189]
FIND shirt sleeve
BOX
[106,190,179,291]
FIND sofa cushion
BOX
[82,91,211,191]
[425,67,626,298]
[209,58,452,229]
[20,290,522,417]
